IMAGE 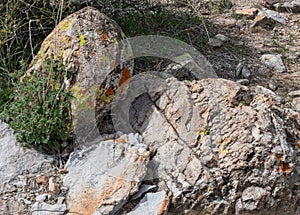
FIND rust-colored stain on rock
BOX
[157,196,168,215]
[67,189,99,215]
[97,174,124,205]
[68,174,125,215]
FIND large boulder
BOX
[61,77,300,214]
[24,6,134,141]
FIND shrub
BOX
[2,59,72,153]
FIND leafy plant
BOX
[2,59,72,153]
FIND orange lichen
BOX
[295,140,300,150]
[157,196,168,215]
[282,163,292,173]
[119,67,131,87]
[197,194,203,201]
[103,34,108,41]
[277,160,292,173]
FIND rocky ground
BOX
[202,0,300,99]
[154,0,300,103]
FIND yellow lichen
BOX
[220,137,228,154]
[61,18,73,31]
[197,129,209,142]
[79,35,86,47]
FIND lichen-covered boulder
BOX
[25,7,133,141]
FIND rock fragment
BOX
[208,38,223,47]
[274,1,300,13]
[63,134,150,215]
[236,62,251,78]
[260,54,286,72]
[251,8,286,29]
[31,202,66,215]
[234,8,258,19]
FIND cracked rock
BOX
[63,134,150,215]
[116,78,300,214]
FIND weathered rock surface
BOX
[24,6,134,142]
[0,121,59,214]
[60,76,300,214]
[111,77,299,214]
[63,134,150,215]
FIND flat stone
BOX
[236,79,250,85]
[31,202,66,215]
[234,8,258,19]
[128,191,167,215]
[255,86,282,103]
[260,54,286,72]
[212,17,236,28]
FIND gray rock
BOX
[236,79,250,85]
[292,97,300,111]
[255,85,283,103]
[215,34,230,42]
[127,191,167,215]
[35,194,48,202]
[63,134,150,215]
[31,202,66,215]
[274,1,300,13]
[0,121,56,187]
[236,62,251,78]
[268,80,278,91]
[208,38,223,47]
[235,186,268,213]
[23,7,134,142]
[260,54,286,72]
[164,53,217,80]
[118,78,300,214]
[0,121,57,214]
[251,8,286,29]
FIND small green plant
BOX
[2,59,72,153]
